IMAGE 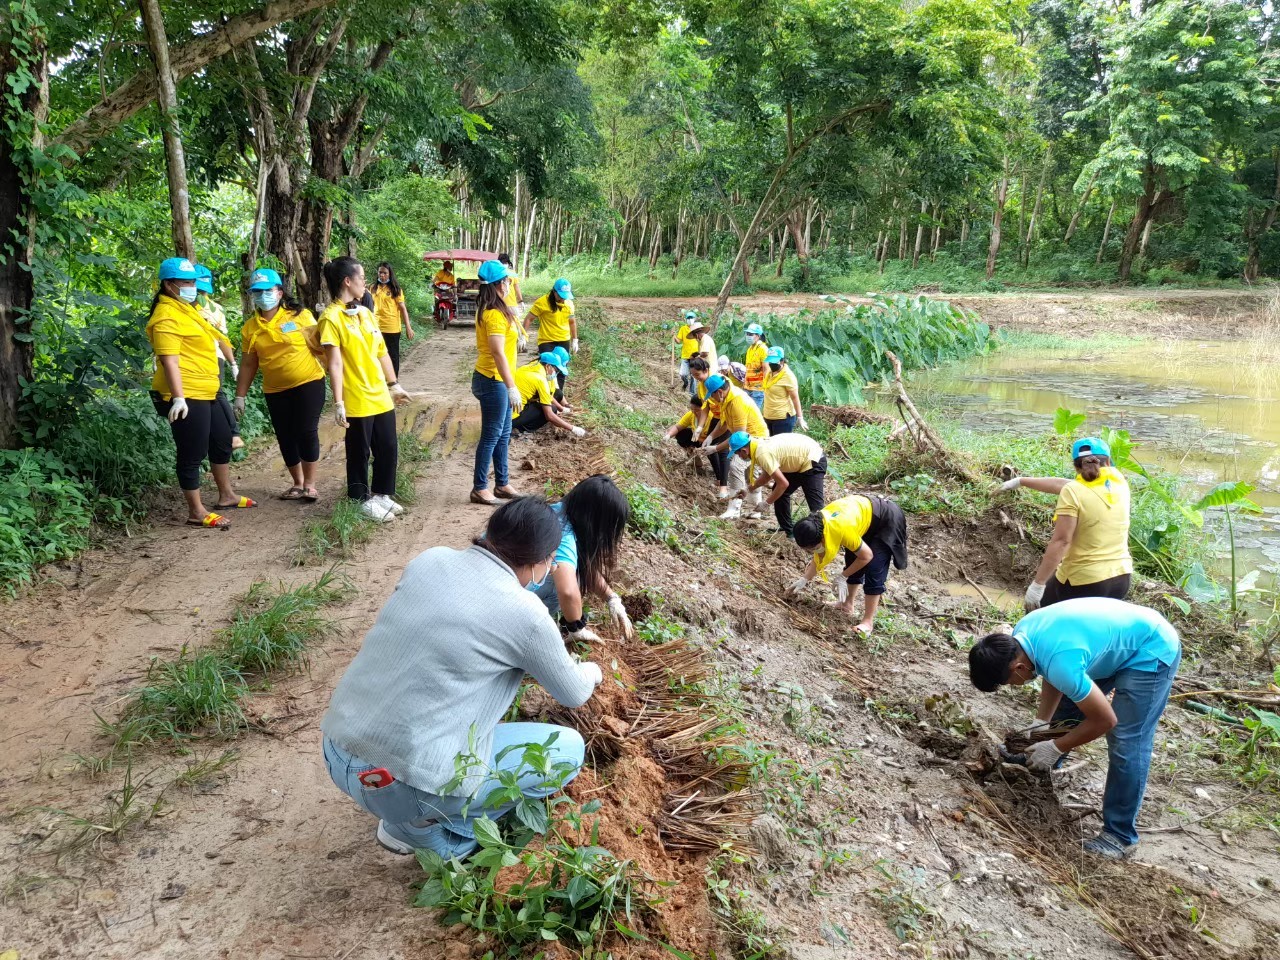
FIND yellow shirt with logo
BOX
[318,303,392,418]
[529,293,574,344]
[148,295,232,401]
[751,433,823,483]
[1053,468,1133,586]
[241,307,324,394]
[675,324,698,360]
[514,360,555,407]
[719,385,767,439]
[372,285,406,334]
[475,307,519,381]
[813,495,875,577]
[744,341,768,390]
[762,366,799,420]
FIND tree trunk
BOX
[1022,147,1051,268]
[775,227,790,277]
[1096,198,1117,265]
[897,217,907,260]
[139,0,193,258]
[1118,165,1156,281]
[787,207,811,279]
[521,199,536,279]
[930,202,941,258]
[911,198,927,269]
[1244,147,1280,282]
[986,159,1010,279]
[1064,168,1097,242]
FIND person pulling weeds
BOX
[698,375,768,518]
[967,597,1182,861]
[728,431,827,538]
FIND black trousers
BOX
[513,401,549,433]
[345,409,398,500]
[766,415,795,436]
[264,377,326,467]
[1042,571,1132,607]
[773,456,827,534]
[217,360,240,436]
[383,333,401,377]
[151,393,232,491]
[539,339,570,389]
[674,427,698,448]
[705,419,729,485]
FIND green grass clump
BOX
[293,497,378,565]
[218,567,353,674]
[578,306,644,388]
[118,651,249,742]
[395,430,434,506]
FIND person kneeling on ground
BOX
[512,352,585,437]
[967,597,1181,861]
[665,396,705,449]
[729,431,827,539]
[530,474,634,643]
[321,497,604,859]
[787,494,908,635]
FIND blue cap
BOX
[249,267,282,291]
[683,309,698,322]
[553,277,573,301]
[194,265,213,294]
[539,351,568,375]
[1072,436,1110,460]
[158,257,198,281]
[551,346,571,365]
[766,346,785,363]
[705,374,727,394]
[746,322,764,336]
[728,431,752,454]
[478,259,510,284]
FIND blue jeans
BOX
[687,375,700,399]
[749,390,765,409]
[323,722,585,853]
[471,370,512,491]
[766,415,796,436]
[1050,653,1180,845]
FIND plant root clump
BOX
[810,404,893,427]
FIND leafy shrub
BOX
[0,449,102,594]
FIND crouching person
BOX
[665,397,705,449]
[320,497,603,858]
[967,597,1181,861]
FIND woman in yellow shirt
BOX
[673,309,700,393]
[664,396,705,449]
[318,257,411,523]
[146,257,253,529]
[523,279,577,392]
[234,267,326,503]
[787,494,909,635]
[372,262,414,376]
[698,375,768,518]
[998,436,1133,611]
[761,347,808,435]
[743,322,768,408]
[472,259,523,505]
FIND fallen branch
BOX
[1139,790,1260,835]
[884,350,984,484]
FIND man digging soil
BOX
[967,597,1182,861]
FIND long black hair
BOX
[322,256,363,301]
[477,279,516,323]
[561,475,629,593]
[545,288,564,312]
[475,496,562,569]
[375,261,402,298]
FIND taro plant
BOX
[1191,480,1263,621]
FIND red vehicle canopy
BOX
[421,249,498,263]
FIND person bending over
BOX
[730,431,827,538]
[665,396,705,449]
[512,352,585,438]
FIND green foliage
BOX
[636,612,687,646]
[1053,407,1087,436]
[0,448,101,595]
[217,568,353,675]
[293,498,379,566]
[119,652,249,742]
[620,477,681,551]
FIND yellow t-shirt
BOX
[475,307,519,381]
[372,285,406,334]
[514,360,555,407]
[696,380,722,423]
[719,385,767,438]
[433,270,456,286]
[318,303,392,418]
[241,307,324,394]
[676,410,697,431]
[751,433,823,482]
[762,366,799,420]
[675,324,698,360]
[147,295,232,401]
[504,284,520,309]
[529,293,574,344]
[1053,468,1133,586]
[814,495,874,577]
[744,341,768,390]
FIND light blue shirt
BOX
[529,502,577,611]
[1014,598,1181,703]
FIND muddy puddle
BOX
[913,338,1280,576]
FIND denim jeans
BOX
[749,390,765,409]
[471,370,512,491]
[323,722,585,854]
[1050,653,1180,845]
[766,415,796,436]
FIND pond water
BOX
[912,337,1280,579]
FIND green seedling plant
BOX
[636,612,687,646]
[218,566,352,674]
[1190,481,1263,621]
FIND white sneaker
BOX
[376,821,414,855]
[374,494,404,516]
[360,498,394,523]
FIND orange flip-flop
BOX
[187,512,231,529]
[216,496,258,509]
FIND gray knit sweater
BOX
[321,544,597,795]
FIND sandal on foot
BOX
[279,487,305,500]
[300,488,320,503]
[187,512,231,529]
[217,496,257,509]
[470,490,498,506]
[493,487,519,500]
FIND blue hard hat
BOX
[1072,436,1111,460]
[766,346,785,364]
[553,277,573,301]
[746,322,764,336]
[728,431,752,454]
[705,374,728,394]
[158,257,198,281]
[249,267,283,291]
[478,259,510,284]
[539,351,568,375]
[194,265,214,295]
[551,346,571,365]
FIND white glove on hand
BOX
[798,417,809,431]
[1025,739,1064,772]
[1021,718,1051,736]
[571,426,587,438]
[230,362,240,381]
[334,402,349,429]
[167,397,189,422]
[998,477,1022,493]
[1024,581,1046,611]
[517,332,529,351]
[570,627,603,645]
[232,395,247,418]
[786,577,810,597]
[607,596,634,640]
[389,382,411,404]
[579,661,603,686]
[571,338,579,354]
[509,392,523,415]
[835,579,849,603]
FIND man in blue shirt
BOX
[968,597,1181,860]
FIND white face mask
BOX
[177,285,198,303]
[343,302,360,316]
[530,561,553,589]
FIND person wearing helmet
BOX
[147,257,255,529]
[193,265,244,452]
[471,258,523,505]
[743,323,768,409]
[683,318,717,372]
[235,268,326,502]
[761,347,808,435]
[997,436,1132,611]
[673,309,701,393]
[372,262,414,376]
[696,374,767,516]
[512,352,586,438]
[524,279,577,381]
[729,431,827,538]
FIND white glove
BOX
[167,397,189,422]
[798,417,809,431]
[570,426,587,438]
[607,596,634,640]
[835,579,849,603]
[334,402,349,429]
[570,627,603,644]
[509,392,523,415]
[232,395,246,418]
[230,362,240,380]
[389,382,410,404]
[1025,739,1064,772]
[786,577,809,596]
[1024,581,1046,611]
[1021,718,1051,736]
[579,661,604,686]
[517,332,529,351]
[998,477,1022,492]
[571,338,579,354]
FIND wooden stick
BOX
[1139,791,1260,834]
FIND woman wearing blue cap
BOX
[234,268,326,501]
[998,436,1132,611]
[743,323,768,408]
[524,278,577,391]
[472,259,523,505]
[761,347,808,435]
[193,265,244,452]
[146,257,254,528]
[512,352,585,437]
